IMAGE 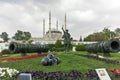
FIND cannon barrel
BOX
[86,38,120,56]
[9,42,49,53]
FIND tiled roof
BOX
[115,36,120,39]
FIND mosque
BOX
[31,11,67,42]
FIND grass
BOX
[0,51,120,73]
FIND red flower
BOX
[2,54,47,61]
[115,68,120,75]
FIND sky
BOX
[0,0,120,40]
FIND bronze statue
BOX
[62,27,71,53]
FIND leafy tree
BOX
[91,32,104,41]
[102,27,115,40]
[84,27,117,41]
[24,32,31,40]
[28,40,33,44]
[115,28,120,36]
[110,31,116,38]
[79,36,82,41]
[12,30,23,40]
[84,34,92,41]
[102,27,110,40]
[12,30,31,41]
[84,32,104,41]
[0,32,9,42]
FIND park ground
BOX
[0,51,120,72]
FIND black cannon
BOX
[9,42,49,55]
[86,38,120,56]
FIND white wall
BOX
[0,43,9,52]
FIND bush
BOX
[48,40,64,52]
[48,40,72,52]
[52,47,65,52]
[48,44,56,51]
[1,49,10,54]
[76,44,87,51]
[55,40,63,48]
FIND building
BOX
[0,43,9,52]
[0,38,3,43]
[115,36,120,40]
[44,28,62,41]
[31,11,67,43]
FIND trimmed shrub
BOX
[48,44,56,51]
[55,40,63,48]
[48,40,72,52]
[1,49,10,54]
[52,47,65,52]
[48,40,64,52]
[76,44,87,51]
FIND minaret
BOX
[64,13,67,30]
[49,11,51,38]
[43,18,45,38]
[56,20,58,31]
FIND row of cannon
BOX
[8,38,120,56]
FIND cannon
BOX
[86,38,120,56]
[9,42,49,55]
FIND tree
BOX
[115,28,120,36]
[12,30,31,41]
[84,32,104,41]
[110,31,116,38]
[79,36,82,41]
[12,30,23,40]
[84,34,92,41]
[84,27,117,41]
[0,32,9,42]
[91,32,104,41]
[24,32,31,40]
[102,27,114,40]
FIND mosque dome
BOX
[46,28,62,34]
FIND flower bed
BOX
[0,67,19,79]
[17,70,83,80]
[2,54,47,61]
[17,69,120,80]
[76,54,119,65]
[115,68,120,77]
[0,68,118,80]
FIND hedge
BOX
[75,44,87,51]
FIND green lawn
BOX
[0,51,119,73]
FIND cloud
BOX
[0,0,120,40]
[0,1,45,37]
[60,0,83,11]
[69,10,97,22]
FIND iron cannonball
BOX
[47,54,54,59]
[41,57,49,66]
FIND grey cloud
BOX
[0,0,120,40]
